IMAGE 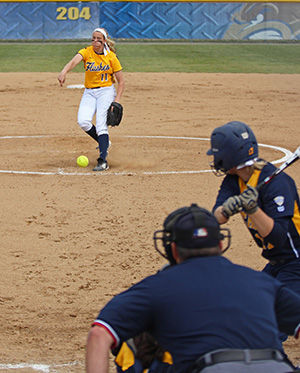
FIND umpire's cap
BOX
[171,204,222,249]
[153,204,231,264]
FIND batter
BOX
[207,121,300,340]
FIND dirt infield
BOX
[0,72,299,372]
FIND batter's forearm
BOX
[247,208,274,238]
[214,206,229,224]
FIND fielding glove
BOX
[222,196,243,218]
[106,102,123,127]
[239,185,259,214]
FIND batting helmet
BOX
[153,204,231,264]
[207,121,258,174]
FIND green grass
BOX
[0,42,299,73]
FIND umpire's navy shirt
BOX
[93,256,300,373]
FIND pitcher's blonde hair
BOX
[253,159,267,170]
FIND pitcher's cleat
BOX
[93,158,109,172]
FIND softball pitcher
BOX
[58,27,124,171]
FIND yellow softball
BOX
[77,155,89,168]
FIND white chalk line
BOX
[0,135,292,176]
[0,361,82,372]
[0,135,58,139]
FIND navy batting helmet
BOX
[153,204,231,264]
[207,121,258,173]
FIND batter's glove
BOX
[239,185,259,214]
[107,102,123,127]
[222,196,243,218]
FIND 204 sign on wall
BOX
[56,7,91,21]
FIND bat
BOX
[256,146,300,191]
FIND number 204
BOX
[56,7,91,21]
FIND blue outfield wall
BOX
[0,2,299,40]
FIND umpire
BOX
[86,204,300,373]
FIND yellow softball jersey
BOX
[78,46,122,89]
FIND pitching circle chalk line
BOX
[0,135,292,177]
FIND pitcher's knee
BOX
[77,119,92,132]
